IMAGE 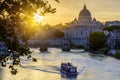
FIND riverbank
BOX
[29,45,120,59]
[88,48,120,59]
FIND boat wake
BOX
[21,66,60,74]
[21,64,86,76]
[77,65,86,75]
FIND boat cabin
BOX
[68,66,77,73]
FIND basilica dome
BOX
[78,4,92,23]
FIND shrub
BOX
[89,32,107,51]
[101,48,109,55]
[32,58,37,62]
[114,51,120,59]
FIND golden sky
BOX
[42,0,120,25]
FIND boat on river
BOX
[60,63,78,78]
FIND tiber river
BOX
[0,48,120,80]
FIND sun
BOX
[33,13,44,22]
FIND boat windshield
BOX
[69,67,76,72]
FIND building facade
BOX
[105,21,120,50]
[60,4,103,48]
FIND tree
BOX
[0,0,59,75]
[103,25,120,31]
[89,32,107,51]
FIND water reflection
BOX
[89,53,106,61]
[1,48,120,80]
[40,52,50,54]
[61,49,85,54]
[61,74,77,80]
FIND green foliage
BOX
[32,58,37,62]
[54,30,64,38]
[97,48,109,55]
[114,51,120,59]
[70,44,84,49]
[0,0,59,74]
[89,32,107,51]
[102,48,109,55]
[103,25,120,31]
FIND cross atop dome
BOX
[84,3,87,9]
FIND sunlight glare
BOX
[34,13,44,22]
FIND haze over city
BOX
[42,0,120,25]
[1,0,120,80]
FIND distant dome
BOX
[79,7,91,17]
[78,4,92,23]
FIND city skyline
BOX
[41,0,120,25]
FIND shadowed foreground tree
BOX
[89,32,107,51]
[0,0,59,75]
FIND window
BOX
[81,32,83,35]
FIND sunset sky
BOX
[41,0,120,25]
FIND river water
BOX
[1,48,120,80]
